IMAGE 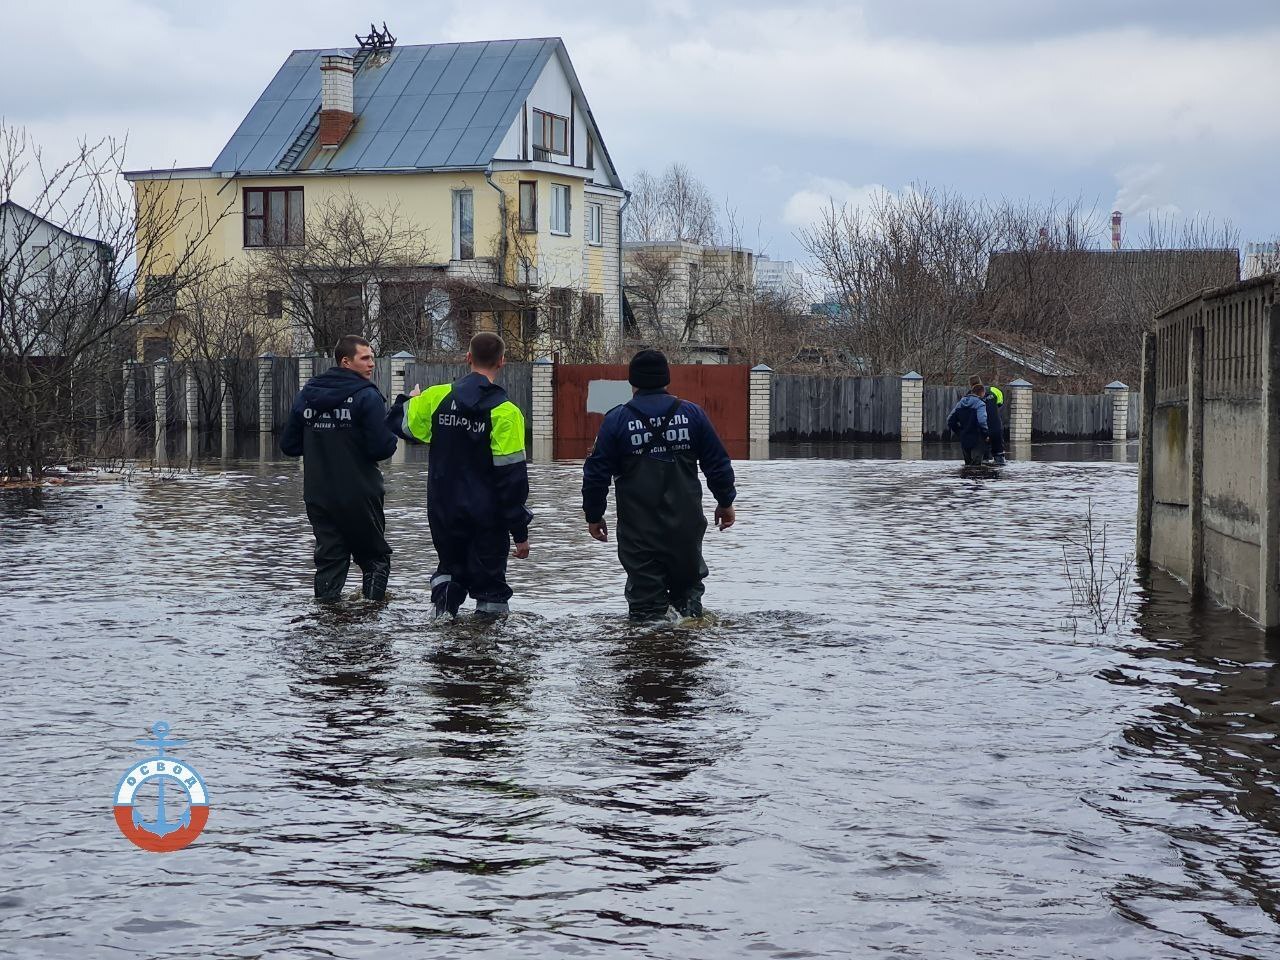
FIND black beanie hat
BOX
[628,349,671,389]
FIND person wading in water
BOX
[946,379,991,467]
[280,334,399,602]
[581,349,738,621]
[387,332,532,618]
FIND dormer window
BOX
[532,109,569,159]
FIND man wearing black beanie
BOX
[582,349,738,620]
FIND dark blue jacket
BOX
[280,368,398,505]
[946,394,990,450]
[582,389,736,524]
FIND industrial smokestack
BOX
[1111,210,1122,251]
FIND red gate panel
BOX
[553,363,750,460]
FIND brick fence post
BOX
[220,357,236,436]
[258,353,275,433]
[1106,380,1129,442]
[531,357,554,460]
[1008,378,1033,447]
[900,371,923,443]
[390,350,415,399]
[122,359,137,435]
[749,364,772,458]
[153,358,168,446]
[185,363,200,428]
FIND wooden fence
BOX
[923,385,969,441]
[770,375,901,441]
[1032,393,1112,441]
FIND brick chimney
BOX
[1111,210,1122,251]
[319,54,355,149]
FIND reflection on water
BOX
[0,448,1277,958]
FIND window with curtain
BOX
[243,187,303,247]
[519,181,537,232]
[452,189,474,260]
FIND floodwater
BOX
[2,445,1278,959]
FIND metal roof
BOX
[211,38,557,174]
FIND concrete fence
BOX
[1139,276,1279,625]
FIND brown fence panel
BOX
[553,363,750,460]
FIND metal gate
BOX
[553,363,750,460]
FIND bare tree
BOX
[0,122,228,478]
[623,163,719,244]
[799,184,994,379]
[166,263,292,430]
[250,191,438,353]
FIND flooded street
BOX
[3,449,1279,958]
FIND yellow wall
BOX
[134,169,607,294]
[135,171,506,272]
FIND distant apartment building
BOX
[621,240,755,362]
[1243,241,1280,280]
[754,254,802,300]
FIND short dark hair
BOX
[334,335,370,364]
[469,331,505,368]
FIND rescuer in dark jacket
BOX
[280,334,399,602]
[582,350,738,621]
[979,379,1007,466]
[387,332,531,617]
[946,381,991,466]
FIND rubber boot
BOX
[361,560,389,602]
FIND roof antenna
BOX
[356,22,396,55]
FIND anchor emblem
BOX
[113,720,211,852]
[130,721,192,838]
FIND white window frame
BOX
[452,188,474,260]
[586,202,602,246]
[550,183,571,236]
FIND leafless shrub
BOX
[1062,499,1135,633]
[0,121,229,478]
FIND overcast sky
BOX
[5,0,1280,261]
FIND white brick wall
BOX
[531,363,554,441]
[1108,387,1130,441]
[1008,384,1033,444]
[258,357,274,433]
[900,377,923,442]
[749,368,772,443]
[321,57,354,112]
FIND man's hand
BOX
[588,521,609,542]
[512,540,530,559]
[714,505,736,531]
[409,384,422,397]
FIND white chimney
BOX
[1111,210,1122,251]
[319,54,355,148]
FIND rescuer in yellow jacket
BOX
[387,332,532,616]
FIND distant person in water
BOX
[280,335,398,602]
[581,349,737,621]
[976,377,1006,466]
[947,379,991,467]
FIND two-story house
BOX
[124,33,625,360]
